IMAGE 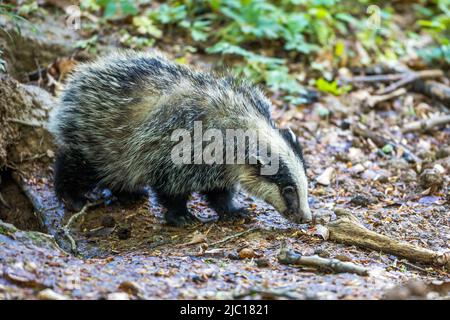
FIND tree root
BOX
[278,246,370,276]
[326,209,450,270]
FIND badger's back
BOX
[49,50,274,193]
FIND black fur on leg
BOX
[113,188,149,205]
[54,148,98,212]
[155,190,197,226]
[205,187,250,221]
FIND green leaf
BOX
[382,144,394,154]
[133,16,163,38]
[120,0,138,16]
[316,78,343,96]
[103,0,117,18]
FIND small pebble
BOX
[37,289,68,300]
[238,248,256,259]
[107,292,130,300]
[419,168,443,189]
[118,281,141,296]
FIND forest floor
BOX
[0,8,449,300]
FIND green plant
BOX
[78,0,448,101]
[81,0,139,18]
[414,0,450,65]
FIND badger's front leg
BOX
[155,190,197,226]
[205,188,250,221]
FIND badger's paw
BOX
[219,207,251,222]
[164,210,198,227]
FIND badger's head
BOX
[238,126,312,224]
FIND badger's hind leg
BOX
[54,148,98,212]
[154,190,197,227]
[205,187,250,221]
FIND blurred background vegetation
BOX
[1,0,449,103]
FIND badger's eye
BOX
[282,186,295,195]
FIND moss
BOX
[0,221,18,236]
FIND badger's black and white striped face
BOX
[239,126,312,224]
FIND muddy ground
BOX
[0,12,449,300]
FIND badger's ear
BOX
[279,127,297,144]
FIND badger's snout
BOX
[281,185,312,224]
[284,206,312,224]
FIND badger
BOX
[49,50,313,226]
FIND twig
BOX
[400,259,430,273]
[352,124,421,163]
[278,246,370,276]
[209,227,259,247]
[402,114,450,133]
[377,70,444,95]
[343,73,405,83]
[62,200,103,254]
[343,70,443,84]
[364,88,407,108]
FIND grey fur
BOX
[50,50,312,224]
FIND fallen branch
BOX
[326,209,450,270]
[278,246,370,276]
[412,80,450,107]
[209,227,259,247]
[344,69,443,86]
[401,114,450,133]
[377,70,443,95]
[62,200,103,254]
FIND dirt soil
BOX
[0,13,449,300]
